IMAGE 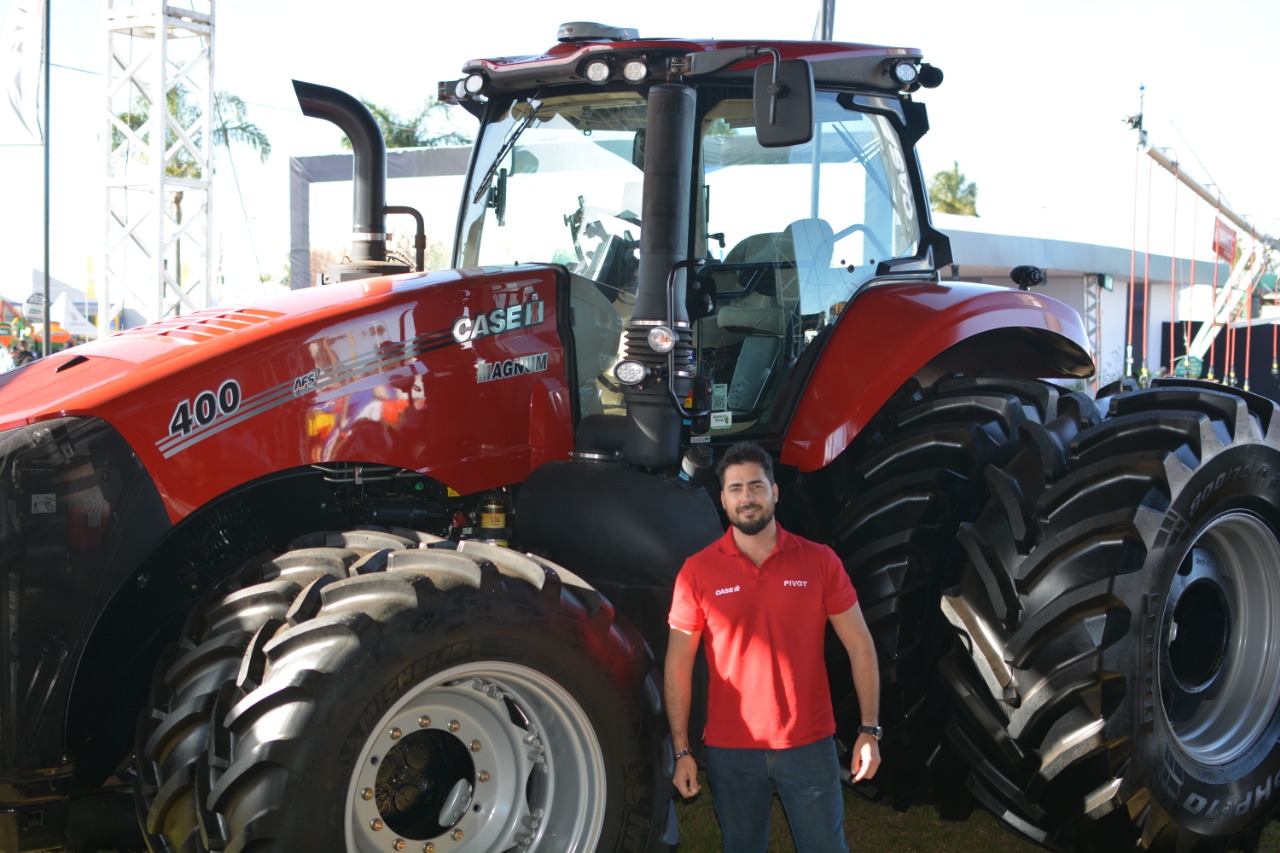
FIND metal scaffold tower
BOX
[104,1,214,328]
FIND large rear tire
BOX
[201,538,667,853]
[941,381,1280,851]
[800,374,1097,800]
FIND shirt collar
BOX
[716,522,795,560]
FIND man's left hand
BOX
[850,733,881,782]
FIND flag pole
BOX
[41,0,50,356]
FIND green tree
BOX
[929,160,979,216]
[341,99,471,149]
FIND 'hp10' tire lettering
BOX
[169,379,241,437]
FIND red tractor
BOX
[2,22,1278,853]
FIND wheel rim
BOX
[345,660,605,852]
[1161,510,1280,766]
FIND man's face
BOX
[721,461,778,536]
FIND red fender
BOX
[781,280,1093,472]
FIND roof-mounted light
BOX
[891,61,919,86]
[585,60,612,84]
[622,59,649,83]
[453,73,485,100]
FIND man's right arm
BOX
[663,626,702,798]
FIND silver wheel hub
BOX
[345,662,605,852]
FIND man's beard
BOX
[729,504,774,536]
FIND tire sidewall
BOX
[1124,442,1280,835]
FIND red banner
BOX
[1213,217,1237,263]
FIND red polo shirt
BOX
[669,524,857,749]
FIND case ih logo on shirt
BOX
[452,293,546,343]
[715,585,741,596]
[476,352,548,384]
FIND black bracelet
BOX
[673,748,692,761]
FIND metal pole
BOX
[41,0,51,356]
[1145,145,1279,254]
[817,0,835,40]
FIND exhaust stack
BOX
[293,80,412,283]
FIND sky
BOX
[0,0,1277,307]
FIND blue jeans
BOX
[705,737,849,853]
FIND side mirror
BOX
[754,58,814,148]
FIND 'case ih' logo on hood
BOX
[452,293,546,343]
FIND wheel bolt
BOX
[360,787,374,801]
[393,839,406,851]
[478,770,491,783]
[389,727,402,740]
[423,844,435,853]
[419,715,432,728]
[448,720,460,732]
[452,829,464,841]
[371,818,384,831]
[470,739,482,752]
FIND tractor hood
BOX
[0,264,574,521]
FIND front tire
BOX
[204,539,666,853]
[941,381,1280,851]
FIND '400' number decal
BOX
[169,380,242,437]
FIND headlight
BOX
[614,360,647,386]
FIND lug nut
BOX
[448,720,460,732]
[371,818,385,831]
[389,727,403,740]
[393,839,406,851]
[470,739,482,752]
[478,770,491,783]
[423,844,435,853]
[452,829,465,841]
[419,715,432,728]
[361,787,374,801]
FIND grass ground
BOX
[671,772,1280,852]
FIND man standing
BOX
[664,441,881,852]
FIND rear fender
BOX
[781,279,1093,472]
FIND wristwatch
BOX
[856,725,883,741]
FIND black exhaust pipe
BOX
[293,80,411,283]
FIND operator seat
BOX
[713,221,830,414]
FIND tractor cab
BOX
[442,24,948,462]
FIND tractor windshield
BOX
[458,91,647,305]
[456,85,921,431]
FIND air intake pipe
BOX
[293,80,411,283]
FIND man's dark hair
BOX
[716,441,774,486]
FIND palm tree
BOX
[340,98,471,149]
[929,161,979,216]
